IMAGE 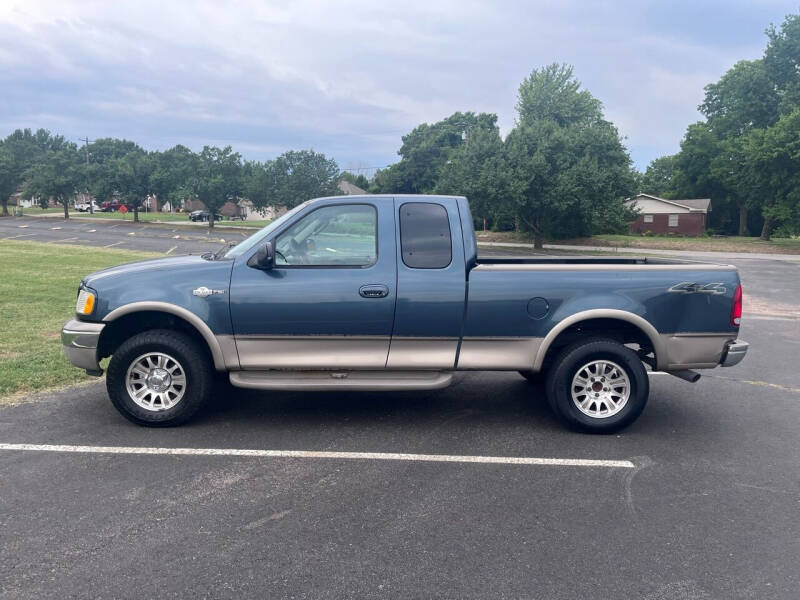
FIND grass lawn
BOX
[0,239,157,402]
[477,230,800,255]
[591,234,800,254]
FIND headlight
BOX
[76,289,96,315]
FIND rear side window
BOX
[399,202,452,269]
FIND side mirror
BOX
[248,241,275,270]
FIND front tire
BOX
[544,338,649,433]
[106,329,213,426]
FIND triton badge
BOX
[192,286,226,298]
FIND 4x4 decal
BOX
[668,282,727,295]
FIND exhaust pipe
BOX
[669,370,701,383]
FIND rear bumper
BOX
[61,319,105,375]
[720,339,748,367]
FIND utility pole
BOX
[80,137,93,213]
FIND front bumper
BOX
[61,319,105,375]
[720,339,748,367]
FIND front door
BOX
[230,200,396,369]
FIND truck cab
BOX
[62,194,748,432]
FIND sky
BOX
[1,0,797,174]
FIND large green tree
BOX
[193,146,243,228]
[637,155,678,199]
[504,64,635,247]
[149,145,198,211]
[0,129,66,216]
[112,150,156,223]
[24,144,83,219]
[371,112,498,194]
[246,150,340,210]
[434,121,510,230]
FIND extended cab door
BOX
[229,198,396,369]
[386,198,467,369]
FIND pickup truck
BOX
[62,194,748,432]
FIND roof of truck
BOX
[310,194,467,203]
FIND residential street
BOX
[1,218,799,599]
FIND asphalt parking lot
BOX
[1,218,799,599]
[0,215,242,255]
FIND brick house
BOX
[625,194,711,236]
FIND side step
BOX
[229,370,453,392]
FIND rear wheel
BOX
[106,329,213,426]
[544,338,649,433]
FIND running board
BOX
[229,370,453,391]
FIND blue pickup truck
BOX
[62,194,748,432]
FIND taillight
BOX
[731,283,742,327]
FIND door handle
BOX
[359,284,389,298]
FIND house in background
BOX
[337,180,367,195]
[625,194,712,236]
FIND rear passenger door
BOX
[387,199,467,369]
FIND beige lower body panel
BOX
[235,336,390,370]
[660,333,735,370]
[457,337,543,370]
[387,338,458,369]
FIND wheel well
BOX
[540,318,656,369]
[97,311,213,364]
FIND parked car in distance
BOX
[189,210,224,222]
[75,201,100,212]
[100,201,133,212]
[62,194,748,432]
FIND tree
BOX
[23,144,82,218]
[504,64,635,247]
[193,146,243,228]
[739,109,800,240]
[112,150,156,222]
[150,145,198,211]
[765,13,800,113]
[86,138,144,204]
[372,112,498,194]
[247,150,340,211]
[434,121,511,230]
[700,60,779,138]
[0,128,66,216]
[0,146,15,216]
[637,155,678,199]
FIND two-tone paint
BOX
[63,194,746,383]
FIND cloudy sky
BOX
[1,1,796,173]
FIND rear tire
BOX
[544,338,649,433]
[106,329,213,427]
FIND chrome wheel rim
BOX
[125,352,186,411]
[570,359,630,419]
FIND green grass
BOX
[590,234,800,254]
[0,239,158,402]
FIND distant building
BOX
[626,194,711,236]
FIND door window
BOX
[275,204,377,266]
[399,202,452,269]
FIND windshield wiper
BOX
[213,241,237,260]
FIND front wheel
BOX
[545,338,649,433]
[106,329,213,426]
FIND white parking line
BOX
[166,245,178,254]
[0,443,635,468]
[104,241,124,247]
[3,233,36,239]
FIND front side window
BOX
[399,202,452,269]
[275,204,377,266]
[643,214,654,223]
[668,214,679,227]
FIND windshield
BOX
[224,203,308,258]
